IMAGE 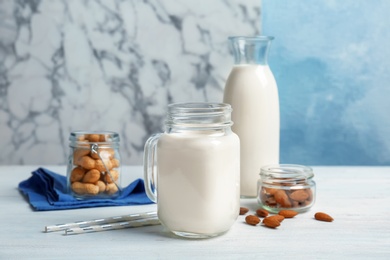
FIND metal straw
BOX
[64,217,160,235]
[45,211,157,232]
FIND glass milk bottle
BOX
[144,103,240,238]
[223,36,280,197]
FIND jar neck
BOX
[260,164,314,184]
[229,36,274,65]
[165,103,233,132]
[69,131,119,148]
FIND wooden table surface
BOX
[0,165,389,259]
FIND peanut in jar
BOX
[67,131,121,199]
[257,164,316,213]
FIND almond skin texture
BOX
[289,189,309,202]
[256,209,269,218]
[240,207,249,215]
[278,210,298,218]
[315,212,334,222]
[245,215,260,226]
[274,190,292,208]
[262,217,281,228]
[267,215,285,223]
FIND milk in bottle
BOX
[223,36,280,197]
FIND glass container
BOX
[223,36,280,198]
[67,131,121,199]
[144,102,240,238]
[257,164,316,213]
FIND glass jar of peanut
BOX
[67,131,121,199]
[257,164,316,213]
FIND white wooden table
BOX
[0,165,389,259]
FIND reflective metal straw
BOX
[45,211,157,232]
[64,217,160,235]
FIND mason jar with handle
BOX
[144,102,240,239]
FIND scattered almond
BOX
[256,208,269,218]
[240,207,249,215]
[278,209,298,218]
[267,215,285,223]
[314,212,334,222]
[262,217,281,228]
[245,215,260,226]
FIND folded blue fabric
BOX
[18,167,153,211]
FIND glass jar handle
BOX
[143,133,161,203]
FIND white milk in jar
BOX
[144,103,240,239]
[223,36,280,197]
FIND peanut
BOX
[111,158,120,168]
[71,182,99,195]
[69,132,121,197]
[70,166,85,183]
[95,159,112,172]
[82,169,101,183]
[104,170,119,183]
[73,148,90,163]
[106,183,119,195]
[77,156,96,170]
[90,148,115,160]
[96,180,106,193]
[86,134,100,143]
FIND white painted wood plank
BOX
[0,166,389,259]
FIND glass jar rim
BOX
[167,102,232,114]
[228,35,275,42]
[260,164,314,180]
[165,102,233,129]
[69,131,120,143]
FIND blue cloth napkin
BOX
[18,167,153,211]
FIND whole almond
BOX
[314,212,334,222]
[245,215,260,226]
[289,189,309,202]
[274,190,292,208]
[278,209,298,218]
[240,207,249,215]
[267,215,285,223]
[256,208,269,218]
[262,217,281,228]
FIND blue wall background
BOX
[263,0,390,165]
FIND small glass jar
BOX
[67,131,121,199]
[257,164,316,213]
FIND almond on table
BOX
[314,212,334,222]
[262,216,280,228]
[245,215,260,226]
[278,209,299,218]
[240,207,249,215]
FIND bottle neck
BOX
[229,36,274,65]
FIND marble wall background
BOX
[0,0,260,165]
[1,0,388,166]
